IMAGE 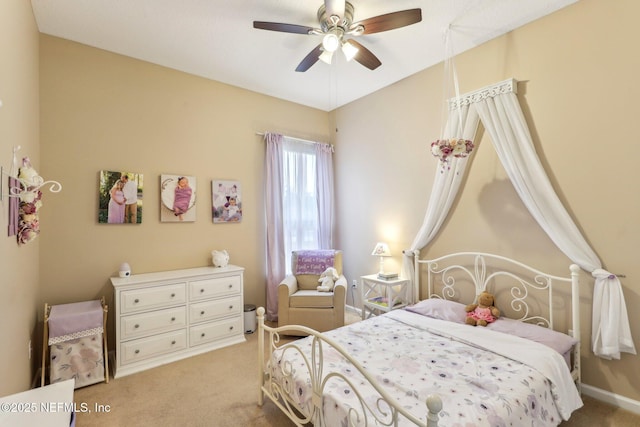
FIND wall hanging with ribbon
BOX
[2,146,62,245]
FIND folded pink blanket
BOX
[294,250,336,275]
[173,187,192,214]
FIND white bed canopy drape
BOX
[403,78,636,360]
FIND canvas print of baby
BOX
[160,174,197,222]
[212,180,242,223]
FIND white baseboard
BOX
[581,383,640,415]
[346,304,361,317]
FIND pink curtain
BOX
[316,143,335,250]
[264,132,285,321]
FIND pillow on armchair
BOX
[292,249,343,290]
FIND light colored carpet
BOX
[73,311,639,426]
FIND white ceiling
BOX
[30,0,578,112]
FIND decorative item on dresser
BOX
[110,265,245,378]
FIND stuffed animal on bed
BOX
[465,291,500,326]
[317,267,339,292]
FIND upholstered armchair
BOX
[278,250,347,335]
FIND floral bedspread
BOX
[269,310,582,427]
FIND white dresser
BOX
[110,265,245,378]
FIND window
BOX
[281,138,320,273]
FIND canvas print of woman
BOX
[98,170,144,224]
[107,180,126,223]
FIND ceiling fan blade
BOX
[295,44,324,72]
[324,0,345,18]
[347,40,381,70]
[352,9,422,35]
[253,21,314,35]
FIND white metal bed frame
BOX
[258,252,582,426]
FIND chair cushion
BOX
[289,290,335,308]
[292,250,343,290]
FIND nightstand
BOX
[360,275,411,320]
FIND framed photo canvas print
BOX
[161,174,197,222]
[98,170,144,224]
[212,180,242,223]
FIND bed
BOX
[257,252,583,426]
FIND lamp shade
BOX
[322,32,340,53]
[341,40,359,61]
[371,242,391,257]
[319,49,334,65]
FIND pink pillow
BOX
[294,250,336,275]
[406,299,578,355]
[405,299,467,323]
[487,317,578,354]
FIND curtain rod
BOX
[255,131,333,149]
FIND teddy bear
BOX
[317,267,339,292]
[465,291,500,326]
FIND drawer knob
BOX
[134,349,140,354]
[134,324,140,329]
[171,293,175,298]
[229,326,234,331]
[134,298,139,303]
[171,317,176,322]
[200,310,205,315]
[200,289,205,293]
[228,284,233,289]
[171,340,176,345]
[201,333,206,337]
[229,305,233,310]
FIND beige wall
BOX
[335,0,639,402]
[36,35,329,384]
[0,0,41,395]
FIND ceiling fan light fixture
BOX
[341,40,358,61]
[319,49,334,64]
[322,32,340,53]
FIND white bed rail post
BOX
[426,394,442,427]
[409,249,420,303]
[257,307,265,406]
[569,264,581,391]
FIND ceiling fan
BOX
[253,0,422,72]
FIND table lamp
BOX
[371,242,392,276]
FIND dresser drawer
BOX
[121,306,187,340]
[189,317,242,347]
[190,295,242,324]
[121,329,187,365]
[189,276,241,301]
[121,283,186,314]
